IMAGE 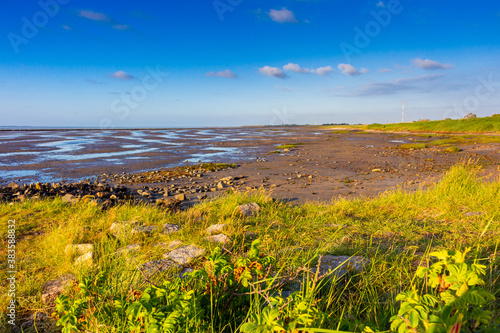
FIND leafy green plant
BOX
[390,248,498,333]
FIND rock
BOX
[244,232,259,239]
[205,234,232,246]
[217,182,224,189]
[154,239,183,250]
[75,252,93,265]
[61,193,78,204]
[140,259,179,275]
[20,312,52,330]
[311,255,370,279]
[205,223,227,235]
[8,182,20,189]
[464,211,484,217]
[132,225,158,235]
[41,274,75,305]
[174,193,186,201]
[371,169,381,172]
[65,243,93,256]
[163,223,182,234]
[116,243,141,255]
[179,267,194,278]
[110,221,140,237]
[156,198,181,210]
[237,203,261,217]
[164,245,206,265]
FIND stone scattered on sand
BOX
[311,255,370,279]
[132,225,158,235]
[174,193,186,201]
[164,245,206,265]
[205,234,232,245]
[41,274,75,305]
[116,243,141,255]
[205,223,227,235]
[371,169,381,172]
[163,223,182,234]
[140,259,179,275]
[65,243,93,256]
[237,203,261,217]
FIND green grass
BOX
[276,143,303,149]
[443,146,460,153]
[1,163,499,332]
[361,114,500,133]
[397,135,500,150]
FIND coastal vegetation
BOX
[1,163,499,332]
[360,115,500,134]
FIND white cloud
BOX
[110,70,135,80]
[413,58,454,70]
[206,69,238,79]
[283,63,333,76]
[353,74,445,96]
[79,9,130,30]
[338,64,368,76]
[376,1,385,7]
[62,25,71,30]
[79,10,110,22]
[283,63,314,74]
[378,68,393,73]
[316,66,334,76]
[268,8,298,23]
[259,66,288,79]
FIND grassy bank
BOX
[361,115,500,134]
[397,134,500,150]
[1,163,499,332]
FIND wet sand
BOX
[1,127,499,204]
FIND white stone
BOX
[65,243,93,256]
[205,223,227,235]
[237,203,260,217]
[164,245,206,265]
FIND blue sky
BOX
[1,0,499,127]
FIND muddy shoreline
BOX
[1,127,498,205]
